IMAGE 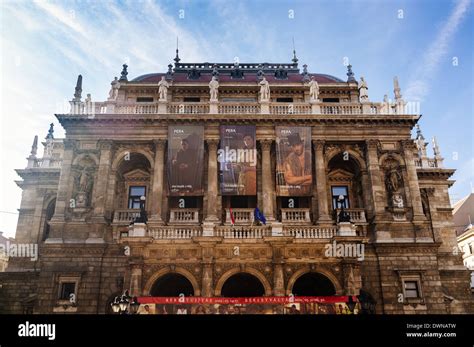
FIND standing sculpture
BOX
[158,76,170,101]
[209,76,219,102]
[259,77,270,101]
[359,77,369,102]
[308,76,319,102]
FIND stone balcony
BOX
[112,209,141,225]
[333,208,367,224]
[281,208,311,224]
[224,208,254,225]
[282,225,337,238]
[148,226,202,239]
[168,208,200,224]
[214,225,271,239]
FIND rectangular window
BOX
[322,98,339,103]
[183,97,200,102]
[128,186,146,209]
[59,282,76,300]
[332,186,349,209]
[404,281,420,298]
[136,97,154,102]
[276,97,293,103]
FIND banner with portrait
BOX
[218,125,257,195]
[275,126,312,196]
[167,125,204,195]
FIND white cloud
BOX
[405,0,471,102]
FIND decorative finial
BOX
[174,37,181,64]
[30,135,38,157]
[301,64,310,82]
[119,64,128,82]
[45,123,54,140]
[292,37,298,64]
[432,137,440,156]
[166,64,174,81]
[416,124,424,140]
[73,74,82,101]
[212,64,219,79]
[346,64,356,82]
[393,76,402,100]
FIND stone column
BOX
[205,139,219,222]
[201,263,213,297]
[360,169,374,220]
[47,140,76,242]
[92,141,113,219]
[313,140,331,224]
[149,139,166,225]
[365,140,386,219]
[402,140,426,221]
[273,264,285,296]
[261,139,275,222]
[129,265,143,297]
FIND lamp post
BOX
[111,290,140,314]
[133,195,148,224]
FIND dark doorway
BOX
[150,273,194,297]
[221,273,265,297]
[292,272,336,296]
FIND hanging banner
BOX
[218,125,257,195]
[275,126,312,196]
[137,296,361,315]
[167,125,204,195]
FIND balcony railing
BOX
[148,226,202,239]
[116,104,159,114]
[281,208,311,224]
[167,102,210,114]
[218,103,260,114]
[215,225,271,239]
[334,208,367,224]
[113,209,141,224]
[224,208,254,225]
[283,226,337,238]
[270,103,311,115]
[320,103,362,115]
[168,208,200,224]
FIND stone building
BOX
[454,193,474,291]
[0,54,472,314]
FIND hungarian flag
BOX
[254,207,266,225]
[229,206,235,226]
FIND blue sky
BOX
[0,0,473,237]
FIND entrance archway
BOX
[221,273,265,297]
[150,273,194,297]
[291,272,336,296]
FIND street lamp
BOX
[110,290,140,314]
[133,195,148,224]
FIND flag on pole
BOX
[254,207,266,225]
[229,206,235,226]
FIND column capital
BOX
[98,140,114,151]
[260,139,273,151]
[366,139,380,151]
[312,139,325,151]
[153,139,167,151]
[63,139,78,150]
[400,139,416,151]
[206,138,219,151]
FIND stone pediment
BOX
[123,168,150,181]
[328,168,354,182]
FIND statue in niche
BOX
[386,169,402,193]
[74,166,94,208]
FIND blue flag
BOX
[254,207,266,225]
